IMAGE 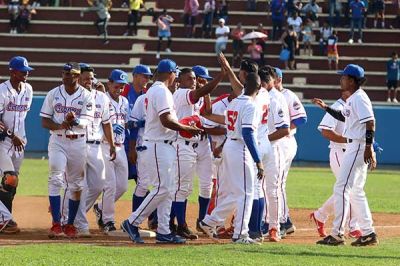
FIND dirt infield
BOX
[1,196,400,246]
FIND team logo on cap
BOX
[121,73,127,80]
[23,59,28,67]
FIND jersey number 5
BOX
[227,110,238,131]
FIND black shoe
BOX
[351,232,379,247]
[316,235,345,246]
[279,224,287,239]
[169,221,177,235]
[103,221,116,233]
[176,223,199,240]
[93,203,104,229]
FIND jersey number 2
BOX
[227,110,238,131]
[261,105,269,124]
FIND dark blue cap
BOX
[157,59,179,74]
[9,56,34,72]
[133,64,153,76]
[274,67,283,78]
[338,64,365,78]
[109,69,128,84]
[192,65,213,80]
[79,63,94,72]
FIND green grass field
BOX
[5,159,400,265]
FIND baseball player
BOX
[200,72,264,245]
[95,69,130,233]
[0,56,33,222]
[171,66,223,240]
[61,63,116,236]
[274,68,307,235]
[0,200,19,233]
[313,64,378,246]
[40,62,94,239]
[121,59,202,244]
[310,94,361,239]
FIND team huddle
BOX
[0,54,378,246]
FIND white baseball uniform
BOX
[0,80,32,175]
[203,94,259,239]
[314,98,359,231]
[40,85,94,197]
[127,81,178,235]
[98,92,129,224]
[129,94,148,198]
[62,89,113,229]
[263,87,290,231]
[0,200,13,223]
[173,88,213,202]
[279,88,307,223]
[331,88,375,237]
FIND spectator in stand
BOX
[247,39,263,66]
[201,0,216,38]
[373,0,385,28]
[348,0,365,44]
[302,18,313,56]
[124,0,146,36]
[17,0,37,33]
[8,0,20,34]
[287,0,302,17]
[81,0,112,45]
[327,30,339,70]
[156,9,173,59]
[328,0,342,27]
[386,52,400,102]
[271,0,286,40]
[216,0,229,22]
[301,0,320,23]
[319,20,333,55]
[183,0,200,38]
[256,23,268,66]
[215,18,230,55]
[392,0,400,29]
[231,23,245,67]
[287,11,303,36]
[280,25,299,70]
[361,0,368,28]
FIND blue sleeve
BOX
[242,127,261,164]
[292,117,307,127]
[129,127,139,141]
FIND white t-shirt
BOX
[255,87,270,142]
[203,96,230,147]
[287,16,303,33]
[0,80,33,142]
[86,89,112,141]
[318,98,346,150]
[215,25,230,43]
[143,81,178,141]
[107,93,129,145]
[225,95,259,141]
[281,88,307,136]
[129,94,146,147]
[342,89,375,140]
[40,84,94,135]
[267,87,290,144]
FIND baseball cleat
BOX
[232,236,262,245]
[279,226,287,239]
[48,222,64,239]
[93,203,104,229]
[63,224,78,239]
[156,233,186,244]
[121,219,144,244]
[216,226,234,239]
[76,227,91,238]
[249,231,264,243]
[316,235,345,246]
[0,220,20,234]
[310,212,327,237]
[196,219,206,234]
[348,229,362,239]
[285,224,296,235]
[103,221,117,234]
[199,221,220,243]
[261,222,269,237]
[269,228,281,242]
[176,223,199,240]
[351,232,379,247]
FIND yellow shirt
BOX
[129,0,143,10]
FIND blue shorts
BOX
[158,30,171,38]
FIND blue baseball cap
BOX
[9,56,34,72]
[274,67,283,78]
[133,64,153,76]
[192,65,213,80]
[109,69,128,84]
[79,63,94,73]
[338,64,364,78]
[157,59,179,74]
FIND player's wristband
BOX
[6,129,14,139]
[366,129,374,145]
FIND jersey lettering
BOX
[227,110,238,131]
[261,104,269,124]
